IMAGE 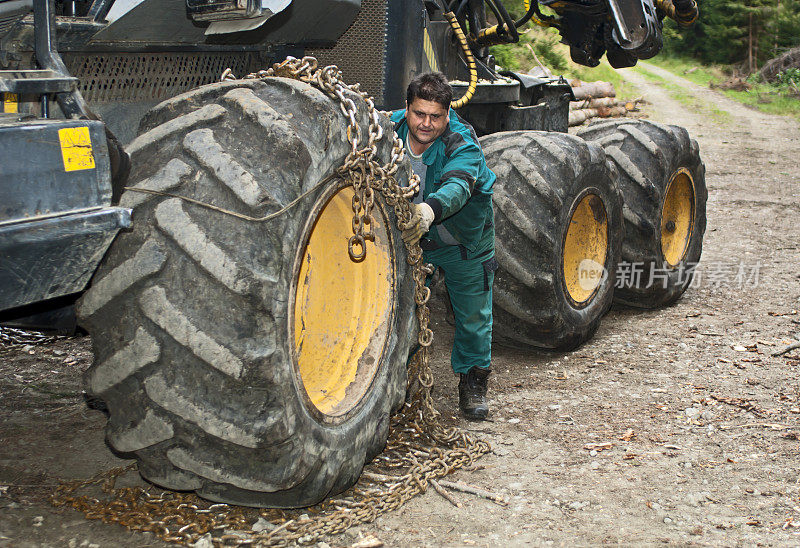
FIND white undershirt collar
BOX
[405,138,424,160]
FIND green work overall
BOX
[424,229,497,374]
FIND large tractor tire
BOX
[578,120,707,307]
[76,78,416,507]
[480,131,623,350]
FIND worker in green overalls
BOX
[391,73,496,420]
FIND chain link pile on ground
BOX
[0,326,68,348]
[50,56,491,546]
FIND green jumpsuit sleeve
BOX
[425,139,482,221]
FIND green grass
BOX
[633,65,731,124]
[646,56,722,87]
[648,56,800,121]
[721,86,800,119]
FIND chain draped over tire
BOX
[51,57,490,546]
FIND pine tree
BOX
[662,0,800,70]
[763,0,800,59]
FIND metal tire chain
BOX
[50,57,491,547]
[0,326,68,348]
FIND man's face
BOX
[405,98,449,152]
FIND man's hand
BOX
[402,202,435,246]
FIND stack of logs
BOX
[568,79,643,126]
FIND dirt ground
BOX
[2,64,800,547]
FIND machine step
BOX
[0,70,78,94]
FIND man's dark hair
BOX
[406,72,452,109]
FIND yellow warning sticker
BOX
[3,93,18,114]
[423,29,439,73]
[58,126,95,172]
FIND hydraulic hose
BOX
[477,0,519,43]
[477,0,556,44]
[445,11,478,108]
[517,0,536,26]
[453,0,469,19]
[520,0,559,28]
[655,0,698,26]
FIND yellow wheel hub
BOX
[562,193,609,305]
[293,187,394,417]
[660,167,695,267]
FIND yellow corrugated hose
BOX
[445,11,478,108]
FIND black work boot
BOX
[458,366,491,420]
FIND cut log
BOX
[571,81,616,100]
[569,97,617,110]
[568,105,632,126]
[623,97,645,111]
[568,108,598,126]
[596,105,628,117]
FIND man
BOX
[391,72,497,420]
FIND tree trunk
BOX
[748,12,754,74]
[754,26,759,72]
